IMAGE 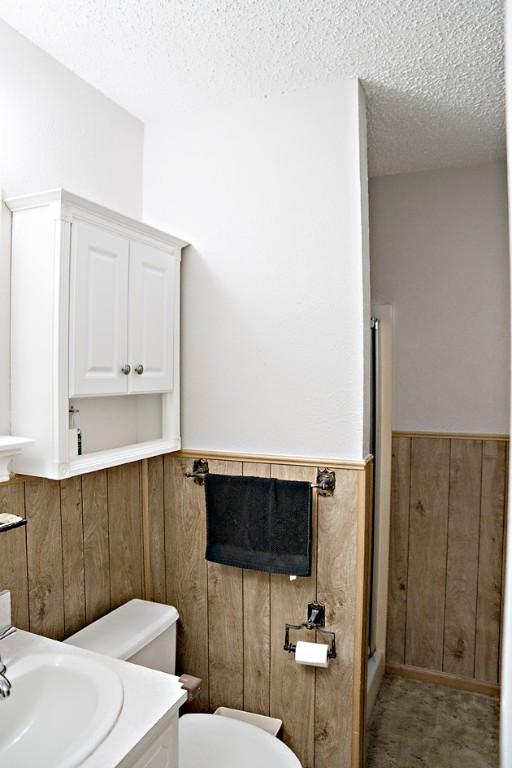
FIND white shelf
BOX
[68,438,180,477]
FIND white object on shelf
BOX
[68,428,79,458]
[0,590,11,628]
[7,189,187,480]
[0,436,33,482]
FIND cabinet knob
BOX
[135,364,144,375]
[121,364,131,375]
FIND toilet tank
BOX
[65,599,179,674]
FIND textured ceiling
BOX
[0,0,505,176]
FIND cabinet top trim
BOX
[5,188,189,251]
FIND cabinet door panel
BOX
[129,242,177,393]
[70,221,129,396]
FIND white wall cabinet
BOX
[8,189,187,479]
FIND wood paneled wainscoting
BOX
[0,464,145,639]
[0,452,373,768]
[387,432,508,697]
[161,453,373,768]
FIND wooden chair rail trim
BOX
[177,449,373,471]
[1,451,373,488]
[386,662,500,699]
[393,430,509,441]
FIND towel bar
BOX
[184,460,336,496]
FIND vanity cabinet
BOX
[123,714,179,768]
[119,712,179,768]
[7,189,187,480]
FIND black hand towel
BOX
[204,473,312,576]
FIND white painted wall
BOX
[0,20,143,212]
[370,161,510,434]
[143,80,371,460]
[0,19,144,433]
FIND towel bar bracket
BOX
[184,460,336,496]
[184,458,209,484]
[312,468,336,496]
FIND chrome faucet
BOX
[0,625,15,698]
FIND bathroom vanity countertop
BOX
[0,628,188,767]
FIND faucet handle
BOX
[0,655,11,699]
[0,672,11,698]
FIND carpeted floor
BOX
[367,675,499,768]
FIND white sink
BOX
[0,652,124,768]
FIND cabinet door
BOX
[129,241,177,393]
[69,221,129,396]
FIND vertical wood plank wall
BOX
[0,453,371,768]
[163,454,371,768]
[0,463,145,641]
[387,433,508,688]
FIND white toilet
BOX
[65,599,301,768]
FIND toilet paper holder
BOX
[283,601,336,660]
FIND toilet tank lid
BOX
[64,599,179,661]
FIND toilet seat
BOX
[179,713,302,768]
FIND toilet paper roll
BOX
[294,640,329,668]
